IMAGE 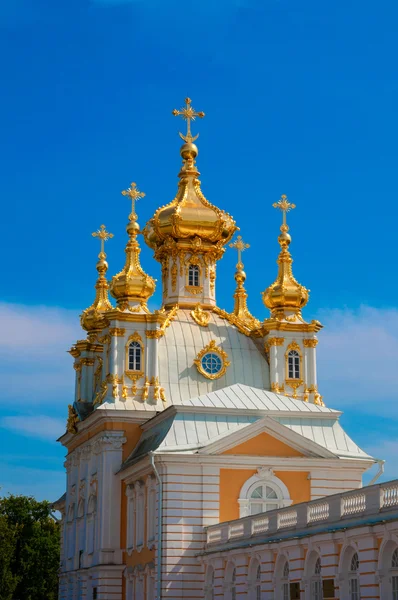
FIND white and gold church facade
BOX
[56,99,398,600]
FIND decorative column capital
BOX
[268,336,284,346]
[303,338,318,348]
[109,327,126,337]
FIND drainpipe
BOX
[149,452,163,600]
[368,459,385,486]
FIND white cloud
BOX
[316,306,398,416]
[0,303,81,404]
[0,415,65,440]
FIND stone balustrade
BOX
[205,480,398,549]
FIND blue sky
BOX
[1,0,398,500]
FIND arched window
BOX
[128,341,142,372]
[392,548,398,600]
[188,264,200,287]
[287,349,300,379]
[231,567,237,600]
[238,469,292,518]
[312,558,322,600]
[348,552,359,600]
[249,483,280,515]
[282,561,289,600]
[255,564,261,600]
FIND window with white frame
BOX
[126,486,135,551]
[136,484,144,548]
[205,565,215,600]
[188,264,200,287]
[348,552,359,600]
[312,558,323,600]
[128,341,142,371]
[287,349,300,379]
[147,485,156,545]
[392,548,398,600]
[238,469,292,518]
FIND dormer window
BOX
[188,264,200,287]
[128,341,142,371]
[287,349,300,380]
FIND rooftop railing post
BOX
[296,503,309,529]
[327,493,342,522]
[365,484,382,513]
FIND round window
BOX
[201,352,223,376]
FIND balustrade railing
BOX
[205,479,398,547]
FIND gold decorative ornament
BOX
[209,269,215,294]
[194,340,230,380]
[109,327,126,337]
[271,382,285,394]
[285,379,303,399]
[145,329,163,339]
[303,338,318,348]
[160,387,166,404]
[262,196,309,320]
[185,285,203,295]
[93,356,103,398]
[142,377,150,401]
[121,380,128,400]
[80,224,114,333]
[81,358,95,366]
[110,181,155,310]
[93,381,108,407]
[66,405,79,434]
[268,337,285,346]
[191,304,210,327]
[172,96,205,143]
[145,304,179,339]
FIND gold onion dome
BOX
[262,196,309,318]
[110,183,155,309]
[81,225,114,332]
[144,98,237,249]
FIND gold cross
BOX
[230,235,250,267]
[92,224,114,255]
[121,182,145,221]
[272,194,296,228]
[172,97,205,143]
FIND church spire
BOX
[262,195,309,320]
[110,182,155,311]
[229,235,258,328]
[80,224,113,332]
[143,97,237,308]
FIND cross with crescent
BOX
[272,194,296,228]
[230,235,250,268]
[121,182,145,221]
[92,224,114,255]
[172,97,205,143]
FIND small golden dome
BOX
[110,183,155,310]
[81,225,114,332]
[262,196,309,319]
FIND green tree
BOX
[0,495,60,600]
[0,514,18,600]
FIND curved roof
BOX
[158,310,270,405]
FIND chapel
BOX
[55,99,395,600]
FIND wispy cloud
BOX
[0,303,80,404]
[0,416,65,441]
[317,306,398,417]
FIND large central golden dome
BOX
[144,141,236,249]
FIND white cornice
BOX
[197,415,336,459]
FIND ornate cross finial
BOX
[230,235,250,268]
[172,97,205,143]
[121,182,145,221]
[273,194,296,229]
[92,224,114,256]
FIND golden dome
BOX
[262,196,309,319]
[110,183,156,310]
[144,98,237,251]
[144,142,236,248]
[81,225,114,332]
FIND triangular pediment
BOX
[198,415,336,458]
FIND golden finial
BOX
[273,194,296,231]
[121,182,145,222]
[230,235,250,269]
[172,97,205,143]
[92,224,114,256]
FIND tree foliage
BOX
[0,495,60,600]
